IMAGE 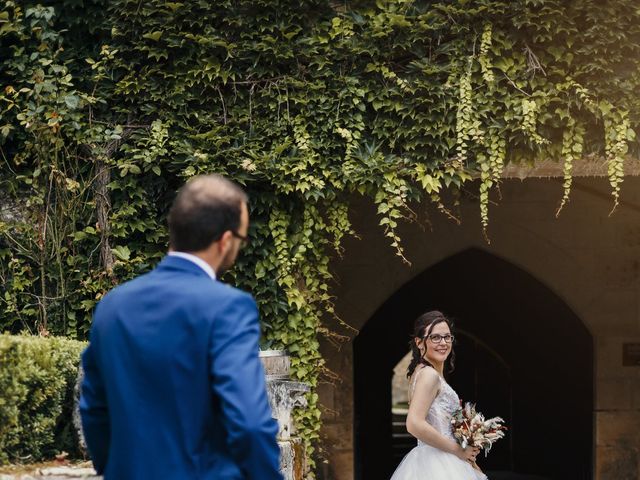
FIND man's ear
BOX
[217,230,234,253]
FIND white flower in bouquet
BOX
[451,401,507,456]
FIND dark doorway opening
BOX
[354,248,593,480]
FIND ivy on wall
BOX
[1,0,640,473]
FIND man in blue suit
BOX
[80,175,283,479]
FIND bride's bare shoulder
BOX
[412,365,439,385]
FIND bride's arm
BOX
[406,368,478,462]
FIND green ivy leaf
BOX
[111,245,131,261]
[142,31,163,41]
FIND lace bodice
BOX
[410,368,460,443]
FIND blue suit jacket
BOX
[80,256,283,480]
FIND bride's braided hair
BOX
[406,310,456,378]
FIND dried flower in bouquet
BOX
[451,401,507,456]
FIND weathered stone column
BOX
[260,350,310,480]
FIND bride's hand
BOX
[470,460,484,472]
[455,445,480,463]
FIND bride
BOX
[390,311,487,480]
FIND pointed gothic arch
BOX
[353,248,593,480]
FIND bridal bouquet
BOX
[451,402,506,456]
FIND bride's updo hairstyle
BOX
[406,310,456,378]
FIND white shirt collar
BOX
[168,251,216,280]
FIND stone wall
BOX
[319,176,640,480]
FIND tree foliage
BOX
[1,0,640,471]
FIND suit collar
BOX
[157,254,216,280]
[167,251,216,280]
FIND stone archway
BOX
[353,248,593,480]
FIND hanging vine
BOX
[556,118,584,216]
[479,23,495,85]
[603,107,632,213]
[455,60,474,164]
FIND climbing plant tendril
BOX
[1,0,640,474]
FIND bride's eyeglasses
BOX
[424,334,454,344]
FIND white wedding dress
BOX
[390,369,488,480]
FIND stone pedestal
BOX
[260,350,310,479]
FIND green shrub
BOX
[0,334,86,464]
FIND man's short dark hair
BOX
[168,174,248,252]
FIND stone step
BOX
[0,466,100,479]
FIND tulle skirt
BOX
[390,443,488,480]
